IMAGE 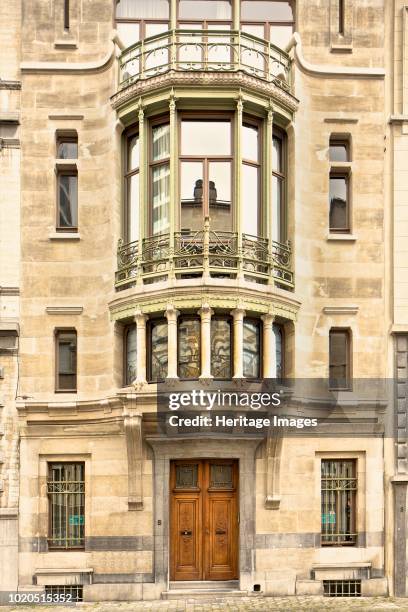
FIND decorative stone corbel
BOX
[265,426,283,509]
[124,413,144,510]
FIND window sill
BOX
[54,40,78,50]
[49,232,81,241]
[330,44,353,54]
[326,233,357,242]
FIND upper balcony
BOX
[116,220,293,290]
[115,29,293,99]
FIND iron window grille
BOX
[44,585,83,603]
[47,463,85,549]
[323,580,361,597]
[321,459,357,546]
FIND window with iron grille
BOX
[321,459,357,546]
[47,463,85,549]
[323,580,361,597]
[44,585,83,603]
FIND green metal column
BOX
[169,93,177,278]
[137,103,145,285]
[265,106,274,284]
[236,95,243,279]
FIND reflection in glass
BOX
[243,319,261,378]
[329,330,349,389]
[150,321,168,381]
[273,323,283,380]
[57,331,77,390]
[242,164,259,236]
[178,318,200,379]
[241,1,293,21]
[329,142,349,162]
[129,135,139,170]
[179,0,231,20]
[152,164,170,234]
[57,140,78,159]
[272,135,282,171]
[129,174,139,242]
[59,175,78,229]
[116,0,169,19]
[152,124,170,161]
[180,162,204,231]
[329,176,348,230]
[211,318,231,379]
[209,161,231,206]
[181,120,231,156]
[243,124,259,162]
[117,22,139,49]
[272,174,282,242]
[125,326,137,385]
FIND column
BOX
[266,106,274,285]
[231,306,245,378]
[135,310,148,384]
[233,0,240,30]
[198,303,214,380]
[165,304,179,380]
[137,104,145,285]
[261,313,276,378]
[236,97,244,279]
[169,95,177,278]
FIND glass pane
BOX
[152,163,170,235]
[241,1,294,21]
[58,333,77,390]
[181,120,231,155]
[209,161,232,231]
[329,331,348,387]
[242,164,259,236]
[178,23,203,65]
[240,25,265,73]
[178,318,200,379]
[116,0,169,19]
[57,140,78,159]
[208,23,231,64]
[144,24,169,72]
[273,323,283,379]
[117,22,139,49]
[330,142,349,162]
[243,124,258,162]
[272,175,282,242]
[129,173,139,242]
[179,0,232,20]
[180,161,204,231]
[270,24,293,49]
[211,319,231,378]
[152,124,170,161]
[329,176,348,230]
[243,320,261,378]
[59,175,78,228]
[129,135,139,170]
[210,464,233,488]
[126,326,137,385]
[272,135,282,172]
[176,464,198,488]
[151,321,168,381]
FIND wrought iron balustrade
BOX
[116,225,294,290]
[119,29,292,92]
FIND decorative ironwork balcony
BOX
[119,29,292,92]
[115,223,294,290]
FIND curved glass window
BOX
[273,323,283,380]
[149,320,168,381]
[272,129,286,243]
[178,317,201,379]
[125,325,137,385]
[243,318,261,378]
[211,317,232,379]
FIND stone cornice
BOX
[45,306,84,315]
[287,32,385,79]
[111,70,299,114]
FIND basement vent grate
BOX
[44,585,83,602]
[323,580,361,597]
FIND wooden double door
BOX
[170,459,239,581]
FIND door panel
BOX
[170,459,238,581]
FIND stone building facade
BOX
[0,0,404,602]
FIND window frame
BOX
[177,315,201,380]
[149,115,171,236]
[147,317,168,382]
[321,458,357,547]
[242,115,262,237]
[178,111,234,231]
[329,327,352,391]
[47,461,85,550]
[211,315,233,380]
[273,321,285,380]
[123,323,137,386]
[272,125,287,243]
[243,317,263,380]
[56,169,78,232]
[55,328,77,393]
[124,127,140,243]
[329,170,351,233]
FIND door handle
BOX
[180,530,192,536]
[215,529,226,535]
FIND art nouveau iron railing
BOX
[115,223,294,290]
[119,29,292,91]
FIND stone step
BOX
[169,580,239,591]
[162,589,251,600]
